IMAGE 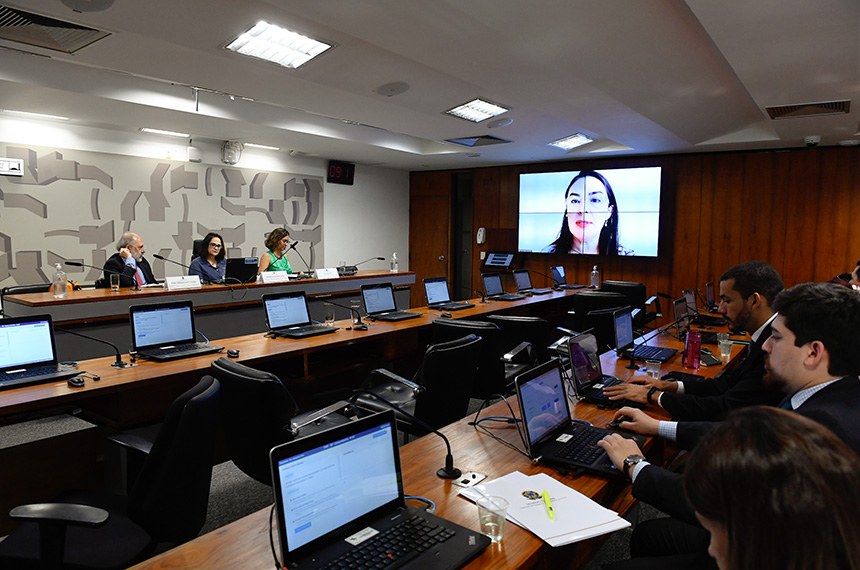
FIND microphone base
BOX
[437,466,462,479]
[111,361,137,369]
[351,323,369,331]
[625,360,640,370]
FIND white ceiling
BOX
[0,0,857,171]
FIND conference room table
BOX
[129,333,736,570]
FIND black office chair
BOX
[0,283,51,316]
[0,376,221,570]
[190,239,204,261]
[601,280,648,329]
[209,357,353,486]
[485,314,554,364]
[352,334,482,436]
[567,290,627,331]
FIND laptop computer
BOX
[550,265,585,290]
[566,334,631,408]
[361,283,422,321]
[263,291,338,339]
[614,308,677,362]
[673,297,719,345]
[269,410,490,569]
[225,257,259,283]
[481,273,525,301]
[515,359,645,477]
[512,270,553,295]
[0,314,80,390]
[129,300,223,361]
[682,289,725,327]
[704,281,720,313]
[423,277,475,311]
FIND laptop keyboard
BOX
[324,514,455,569]
[556,427,606,465]
[278,324,334,336]
[144,342,221,358]
[632,344,677,362]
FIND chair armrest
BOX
[106,432,154,455]
[10,503,108,527]
[366,368,423,393]
[503,341,534,364]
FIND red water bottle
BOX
[683,329,701,370]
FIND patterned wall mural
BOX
[0,143,324,287]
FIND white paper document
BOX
[460,471,630,547]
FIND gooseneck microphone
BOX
[64,261,141,291]
[529,269,562,290]
[472,289,488,304]
[338,257,385,276]
[286,241,313,277]
[350,389,462,479]
[622,313,692,361]
[56,327,135,368]
[323,299,368,331]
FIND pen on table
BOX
[541,490,554,520]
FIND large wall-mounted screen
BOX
[518,166,662,257]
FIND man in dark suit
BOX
[103,231,157,288]
[598,282,860,569]
[605,261,784,420]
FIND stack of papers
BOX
[460,471,629,547]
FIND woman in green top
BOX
[258,227,292,274]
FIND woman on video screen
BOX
[546,170,632,255]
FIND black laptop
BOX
[614,308,677,362]
[129,300,223,361]
[263,291,338,339]
[567,335,642,409]
[550,265,585,290]
[423,277,475,311]
[0,314,80,389]
[269,410,490,569]
[481,273,525,301]
[682,289,725,327]
[515,359,645,477]
[361,283,421,321]
[225,257,259,283]
[512,270,553,295]
[673,297,719,345]
[704,281,720,313]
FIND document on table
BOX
[460,471,630,547]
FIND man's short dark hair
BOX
[773,282,860,377]
[720,261,784,306]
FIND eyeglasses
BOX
[209,243,223,249]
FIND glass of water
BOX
[717,333,732,361]
[323,303,336,327]
[477,496,508,543]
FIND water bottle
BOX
[52,263,67,299]
[590,265,600,288]
[390,252,399,273]
[683,329,702,370]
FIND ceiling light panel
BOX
[2,109,70,121]
[226,21,332,69]
[445,99,509,123]
[140,127,190,138]
[548,133,593,150]
[245,143,280,150]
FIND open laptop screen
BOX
[423,278,451,305]
[613,308,635,351]
[516,361,571,452]
[271,412,401,557]
[264,292,312,329]
[130,301,195,351]
[0,316,57,371]
[482,273,504,296]
[705,281,715,307]
[512,270,532,291]
[361,284,397,314]
[682,289,697,314]
[550,265,566,286]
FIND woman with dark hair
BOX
[188,232,226,283]
[258,227,292,274]
[546,170,631,255]
[684,407,860,570]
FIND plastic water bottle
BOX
[390,252,399,273]
[683,329,702,370]
[590,265,600,288]
[52,263,67,299]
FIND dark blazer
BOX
[659,323,782,421]
[103,253,157,288]
[633,375,860,524]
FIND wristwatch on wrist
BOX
[623,454,645,480]
[647,386,660,405]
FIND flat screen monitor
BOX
[518,166,662,257]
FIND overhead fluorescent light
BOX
[244,143,280,151]
[445,99,509,123]
[548,133,594,150]
[226,21,332,69]
[2,109,70,121]
[139,127,190,138]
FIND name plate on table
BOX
[315,267,340,279]
[261,271,291,284]
[165,275,202,290]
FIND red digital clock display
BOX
[327,160,355,185]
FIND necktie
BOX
[135,267,145,287]
[777,396,794,410]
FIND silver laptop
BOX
[0,314,79,389]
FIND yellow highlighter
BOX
[541,490,555,520]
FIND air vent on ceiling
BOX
[0,5,110,53]
[445,135,511,148]
[766,100,850,120]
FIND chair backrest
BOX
[585,305,631,352]
[601,280,647,328]
[209,357,300,485]
[431,318,505,398]
[569,291,627,331]
[485,314,553,363]
[412,334,482,432]
[127,376,221,545]
[191,239,205,261]
[1,283,52,314]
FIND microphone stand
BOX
[338,257,386,276]
[323,299,368,331]
[56,327,135,368]
[351,390,461,479]
[287,241,314,278]
[472,289,489,304]
[620,314,692,365]
[529,270,562,290]
[65,261,140,291]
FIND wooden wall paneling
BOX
[409,171,452,307]
[739,152,778,267]
[472,168,503,291]
[845,149,860,267]
[780,150,820,286]
[815,148,855,280]
[671,155,705,295]
[705,154,745,288]
[766,152,793,281]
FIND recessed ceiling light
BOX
[445,99,509,123]
[139,127,190,138]
[226,21,332,69]
[548,133,594,150]
[2,109,70,121]
[245,143,280,151]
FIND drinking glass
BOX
[110,273,120,292]
[645,359,661,380]
[323,304,336,327]
[477,496,508,543]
